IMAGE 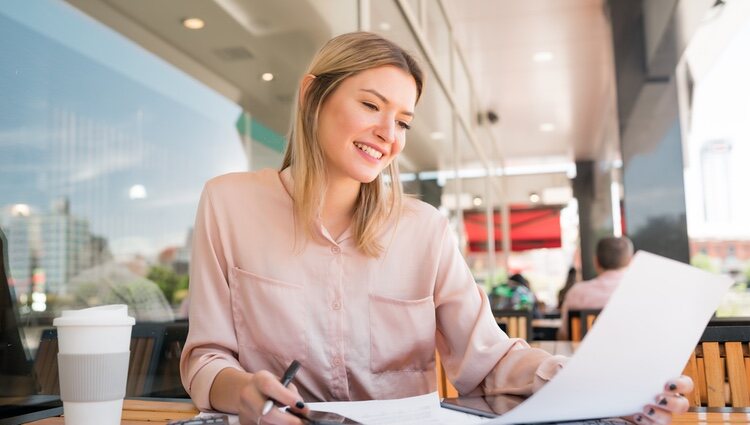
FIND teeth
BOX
[354,142,383,159]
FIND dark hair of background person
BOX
[508,273,530,287]
[596,236,634,270]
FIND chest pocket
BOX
[229,267,308,362]
[368,293,435,373]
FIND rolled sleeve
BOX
[179,184,244,411]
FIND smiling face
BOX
[316,65,417,185]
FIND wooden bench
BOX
[682,321,750,407]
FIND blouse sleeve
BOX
[433,220,567,396]
[179,184,244,411]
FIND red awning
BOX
[464,206,562,252]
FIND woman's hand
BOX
[626,376,693,425]
[238,370,309,425]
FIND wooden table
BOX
[26,399,199,424]
[532,318,562,340]
[674,409,750,423]
[530,340,580,356]
[22,398,750,424]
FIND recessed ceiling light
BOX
[261,73,274,82]
[430,131,445,140]
[539,123,555,132]
[533,51,554,62]
[529,192,541,203]
[379,22,391,31]
[472,196,483,207]
[182,18,205,30]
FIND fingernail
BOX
[669,383,677,391]
[658,398,668,406]
[648,408,655,416]
[295,401,305,409]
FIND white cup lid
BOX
[53,304,136,327]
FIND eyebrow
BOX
[360,89,414,117]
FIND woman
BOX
[180,32,690,425]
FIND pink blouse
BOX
[180,169,564,411]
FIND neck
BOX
[321,174,361,235]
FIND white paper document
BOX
[200,392,487,425]
[488,251,731,424]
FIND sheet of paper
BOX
[308,392,485,424]
[488,251,732,424]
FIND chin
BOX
[350,169,383,184]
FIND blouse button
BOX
[332,301,341,310]
[332,357,342,366]
[331,246,341,254]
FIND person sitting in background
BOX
[558,236,634,340]
[557,266,578,310]
[68,260,175,323]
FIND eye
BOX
[398,121,411,130]
[362,102,379,111]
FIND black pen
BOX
[261,360,302,416]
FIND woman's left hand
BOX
[627,375,693,424]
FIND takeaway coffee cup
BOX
[53,304,135,425]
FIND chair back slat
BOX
[696,357,707,405]
[703,341,725,407]
[682,352,702,406]
[566,309,601,342]
[725,342,749,407]
[33,329,59,395]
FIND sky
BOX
[0,0,246,260]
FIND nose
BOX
[374,117,396,144]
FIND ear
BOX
[298,74,316,106]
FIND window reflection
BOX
[0,1,244,332]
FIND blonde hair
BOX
[280,32,424,257]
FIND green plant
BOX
[147,265,189,305]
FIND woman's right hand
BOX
[238,370,309,425]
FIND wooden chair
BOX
[126,323,166,397]
[435,350,458,398]
[492,309,533,341]
[682,321,750,407]
[148,320,189,398]
[33,328,60,395]
[567,309,601,342]
[33,322,166,397]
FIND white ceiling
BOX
[64,0,621,206]
[443,0,621,166]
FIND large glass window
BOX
[680,3,750,316]
[0,0,245,396]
